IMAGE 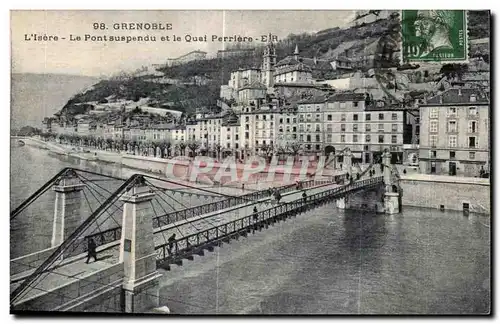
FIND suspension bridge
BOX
[10,150,401,313]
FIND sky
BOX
[11,10,355,77]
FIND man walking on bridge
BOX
[302,191,308,204]
[167,233,176,255]
[85,238,98,264]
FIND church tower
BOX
[262,40,276,88]
[294,44,299,61]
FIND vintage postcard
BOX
[10,10,491,315]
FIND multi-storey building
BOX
[318,93,406,164]
[297,96,326,155]
[419,88,489,177]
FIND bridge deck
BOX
[10,166,381,307]
[151,182,343,249]
[10,245,120,305]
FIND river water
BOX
[10,141,491,314]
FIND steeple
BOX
[294,44,299,60]
[262,40,277,88]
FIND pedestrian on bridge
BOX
[167,233,176,255]
[253,206,259,222]
[85,238,98,264]
[302,191,307,204]
[275,191,282,204]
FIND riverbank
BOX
[20,137,298,192]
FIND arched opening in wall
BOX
[324,145,335,156]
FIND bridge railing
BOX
[151,176,344,228]
[155,176,382,264]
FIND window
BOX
[378,123,384,131]
[327,124,333,132]
[279,118,283,124]
[315,124,320,132]
[341,124,346,132]
[353,124,358,132]
[316,135,320,142]
[450,151,455,159]
[354,101,359,107]
[378,135,384,143]
[448,135,457,147]
[448,120,457,133]
[341,135,345,143]
[469,152,476,159]
[430,120,438,133]
[366,124,371,132]
[468,121,477,133]
[326,134,332,142]
[391,135,397,144]
[353,114,358,121]
[299,135,304,141]
[392,124,398,132]
[431,150,437,158]
[430,135,437,147]
[245,116,249,122]
[341,114,346,121]
[448,107,457,116]
[245,133,249,139]
[235,134,239,140]
[327,114,332,121]
[379,113,384,120]
[366,113,371,121]
[255,140,259,146]
[353,135,358,142]
[366,135,371,142]
[306,135,311,142]
[469,107,478,115]
[468,136,476,148]
[392,113,398,120]
[430,107,439,119]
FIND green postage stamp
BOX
[401,10,468,63]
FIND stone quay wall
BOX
[399,176,490,214]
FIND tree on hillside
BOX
[440,64,468,80]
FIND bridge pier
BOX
[335,196,350,209]
[119,176,162,313]
[382,149,400,215]
[51,170,86,248]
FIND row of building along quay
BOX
[40,41,490,179]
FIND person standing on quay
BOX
[85,238,98,264]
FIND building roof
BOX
[297,94,328,104]
[238,80,267,91]
[275,62,313,75]
[424,88,489,105]
[327,92,365,102]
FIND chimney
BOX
[458,88,462,96]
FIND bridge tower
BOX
[343,147,352,172]
[119,176,162,313]
[51,170,86,248]
[382,149,400,214]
